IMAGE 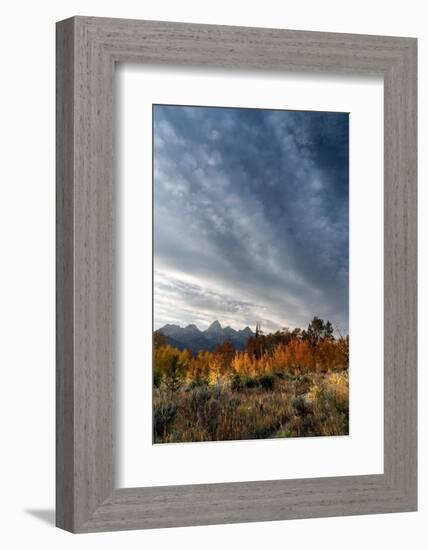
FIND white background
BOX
[0,1,425,549]
[118,67,383,487]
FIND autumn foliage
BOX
[153,317,349,443]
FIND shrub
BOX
[206,399,220,437]
[153,367,162,388]
[292,396,311,416]
[230,372,243,391]
[191,386,211,408]
[153,402,179,439]
[243,376,258,389]
[275,427,293,438]
[259,373,275,390]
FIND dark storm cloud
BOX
[153,104,349,333]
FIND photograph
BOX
[152,104,350,444]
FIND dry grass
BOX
[153,370,349,443]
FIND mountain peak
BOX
[207,320,222,331]
[160,323,180,332]
[185,323,200,331]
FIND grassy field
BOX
[153,320,349,444]
[154,370,348,443]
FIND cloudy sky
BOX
[153,104,349,334]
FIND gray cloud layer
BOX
[153,105,349,333]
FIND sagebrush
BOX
[153,318,349,443]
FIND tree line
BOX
[153,317,349,393]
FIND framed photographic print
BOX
[56,17,417,532]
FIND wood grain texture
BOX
[56,17,75,532]
[56,16,417,533]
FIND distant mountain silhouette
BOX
[157,321,254,353]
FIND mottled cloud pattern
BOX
[153,105,349,333]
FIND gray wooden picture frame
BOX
[56,16,417,533]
